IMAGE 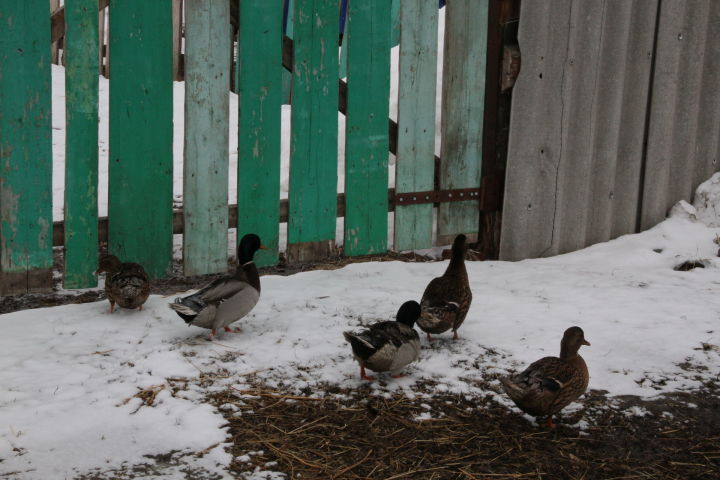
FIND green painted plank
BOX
[287,0,339,262]
[64,0,99,289]
[108,0,173,278]
[237,0,283,267]
[437,0,487,245]
[183,0,230,276]
[390,0,401,47]
[0,0,53,294]
[344,0,391,256]
[393,0,438,251]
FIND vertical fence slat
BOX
[437,0,488,245]
[237,0,283,267]
[343,0,391,256]
[172,0,183,81]
[641,0,720,230]
[393,0,438,251]
[287,0,339,262]
[108,0,173,278]
[0,0,53,294]
[64,0,99,288]
[183,0,230,276]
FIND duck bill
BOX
[259,244,269,250]
[582,339,591,346]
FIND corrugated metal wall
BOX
[500,0,720,260]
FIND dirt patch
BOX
[208,380,720,480]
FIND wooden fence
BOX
[0,0,488,294]
[500,0,720,260]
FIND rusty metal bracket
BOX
[395,188,481,206]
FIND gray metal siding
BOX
[641,0,720,230]
[501,0,658,260]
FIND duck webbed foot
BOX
[223,326,242,333]
[360,366,375,381]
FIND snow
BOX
[12,6,720,480]
[3,187,720,477]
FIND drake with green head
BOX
[169,233,266,340]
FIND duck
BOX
[169,233,266,340]
[418,234,472,341]
[501,326,591,428]
[343,301,422,381]
[95,255,151,312]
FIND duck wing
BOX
[169,275,259,329]
[502,356,587,417]
[112,263,150,309]
[344,322,420,372]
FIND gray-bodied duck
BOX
[418,234,472,341]
[95,255,150,313]
[169,233,266,339]
[501,326,590,428]
[343,301,422,381]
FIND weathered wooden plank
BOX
[393,0,438,252]
[0,0,54,294]
[98,6,106,75]
[183,0,230,275]
[499,1,571,260]
[343,0,392,256]
[64,0,100,288]
[108,0,173,278]
[642,0,720,229]
[584,1,657,244]
[437,0,488,245]
[237,0,283,266]
[287,0,339,263]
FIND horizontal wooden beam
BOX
[53,190,396,248]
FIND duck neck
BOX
[445,248,467,277]
[238,260,261,292]
[559,344,579,360]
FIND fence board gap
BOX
[237,0,283,267]
[343,0,392,256]
[64,0,100,288]
[183,0,230,276]
[287,0,339,263]
[437,0,488,246]
[393,0,438,251]
[0,0,54,295]
[109,0,173,278]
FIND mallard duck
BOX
[343,301,422,381]
[418,234,472,341]
[501,326,591,428]
[95,255,150,312]
[169,233,265,340]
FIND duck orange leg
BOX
[426,332,433,342]
[360,366,375,381]
[452,330,460,340]
[544,416,556,429]
[208,329,217,340]
[109,301,116,313]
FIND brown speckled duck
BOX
[95,255,150,313]
[418,234,472,341]
[501,326,590,428]
[168,234,265,340]
[343,301,422,381]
